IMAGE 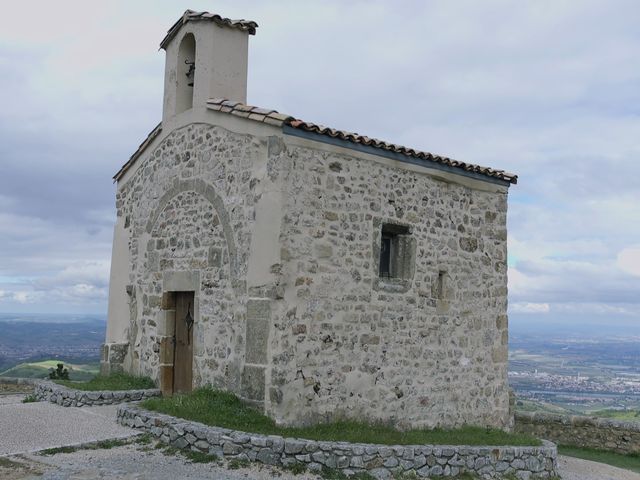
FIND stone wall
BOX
[34,380,160,407]
[111,117,512,430]
[515,411,640,455]
[118,404,558,479]
[267,138,510,429]
[114,123,266,392]
[0,377,39,387]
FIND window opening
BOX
[378,223,411,278]
[437,270,446,299]
[176,33,196,114]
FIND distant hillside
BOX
[0,315,105,373]
[0,360,99,381]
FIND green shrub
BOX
[48,363,69,380]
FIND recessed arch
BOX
[176,33,196,114]
[145,178,241,292]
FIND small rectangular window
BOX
[379,234,393,277]
[379,223,411,279]
[437,270,446,299]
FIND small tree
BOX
[49,363,69,380]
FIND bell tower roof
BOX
[160,10,258,50]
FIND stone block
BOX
[162,270,199,292]
[241,365,265,401]
[208,246,223,268]
[245,299,270,365]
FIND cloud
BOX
[0,0,638,320]
[13,292,35,305]
[617,247,640,277]
[510,303,550,314]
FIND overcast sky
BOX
[0,1,638,328]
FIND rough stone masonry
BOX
[103,10,518,430]
[118,404,558,479]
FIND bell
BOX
[185,59,195,87]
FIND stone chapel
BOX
[103,10,518,430]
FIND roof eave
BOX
[159,10,258,50]
[113,123,162,182]
[282,125,516,187]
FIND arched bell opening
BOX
[176,33,196,114]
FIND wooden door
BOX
[173,291,194,393]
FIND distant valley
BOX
[0,312,638,418]
[0,313,105,378]
[509,317,640,416]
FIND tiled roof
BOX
[206,99,518,185]
[160,10,258,50]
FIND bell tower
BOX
[160,10,258,122]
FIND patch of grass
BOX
[39,446,78,456]
[159,445,179,456]
[94,438,129,450]
[155,444,217,463]
[394,471,420,480]
[38,438,133,456]
[227,457,250,470]
[135,433,153,445]
[558,445,640,473]
[184,450,219,463]
[588,408,640,420]
[0,457,22,469]
[283,462,308,475]
[55,372,155,391]
[141,387,541,446]
[22,394,38,403]
[320,466,349,479]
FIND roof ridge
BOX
[206,99,517,184]
[160,10,258,50]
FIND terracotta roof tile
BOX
[206,99,517,184]
[160,10,258,50]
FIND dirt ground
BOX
[0,383,34,394]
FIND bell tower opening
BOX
[160,11,256,122]
[176,33,196,114]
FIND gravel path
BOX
[558,455,640,480]
[2,394,639,479]
[0,394,30,405]
[0,395,136,456]
[10,443,321,480]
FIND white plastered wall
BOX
[105,214,131,344]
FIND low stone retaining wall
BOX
[118,404,558,479]
[35,380,160,407]
[516,411,640,455]
[0,377,40,387]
